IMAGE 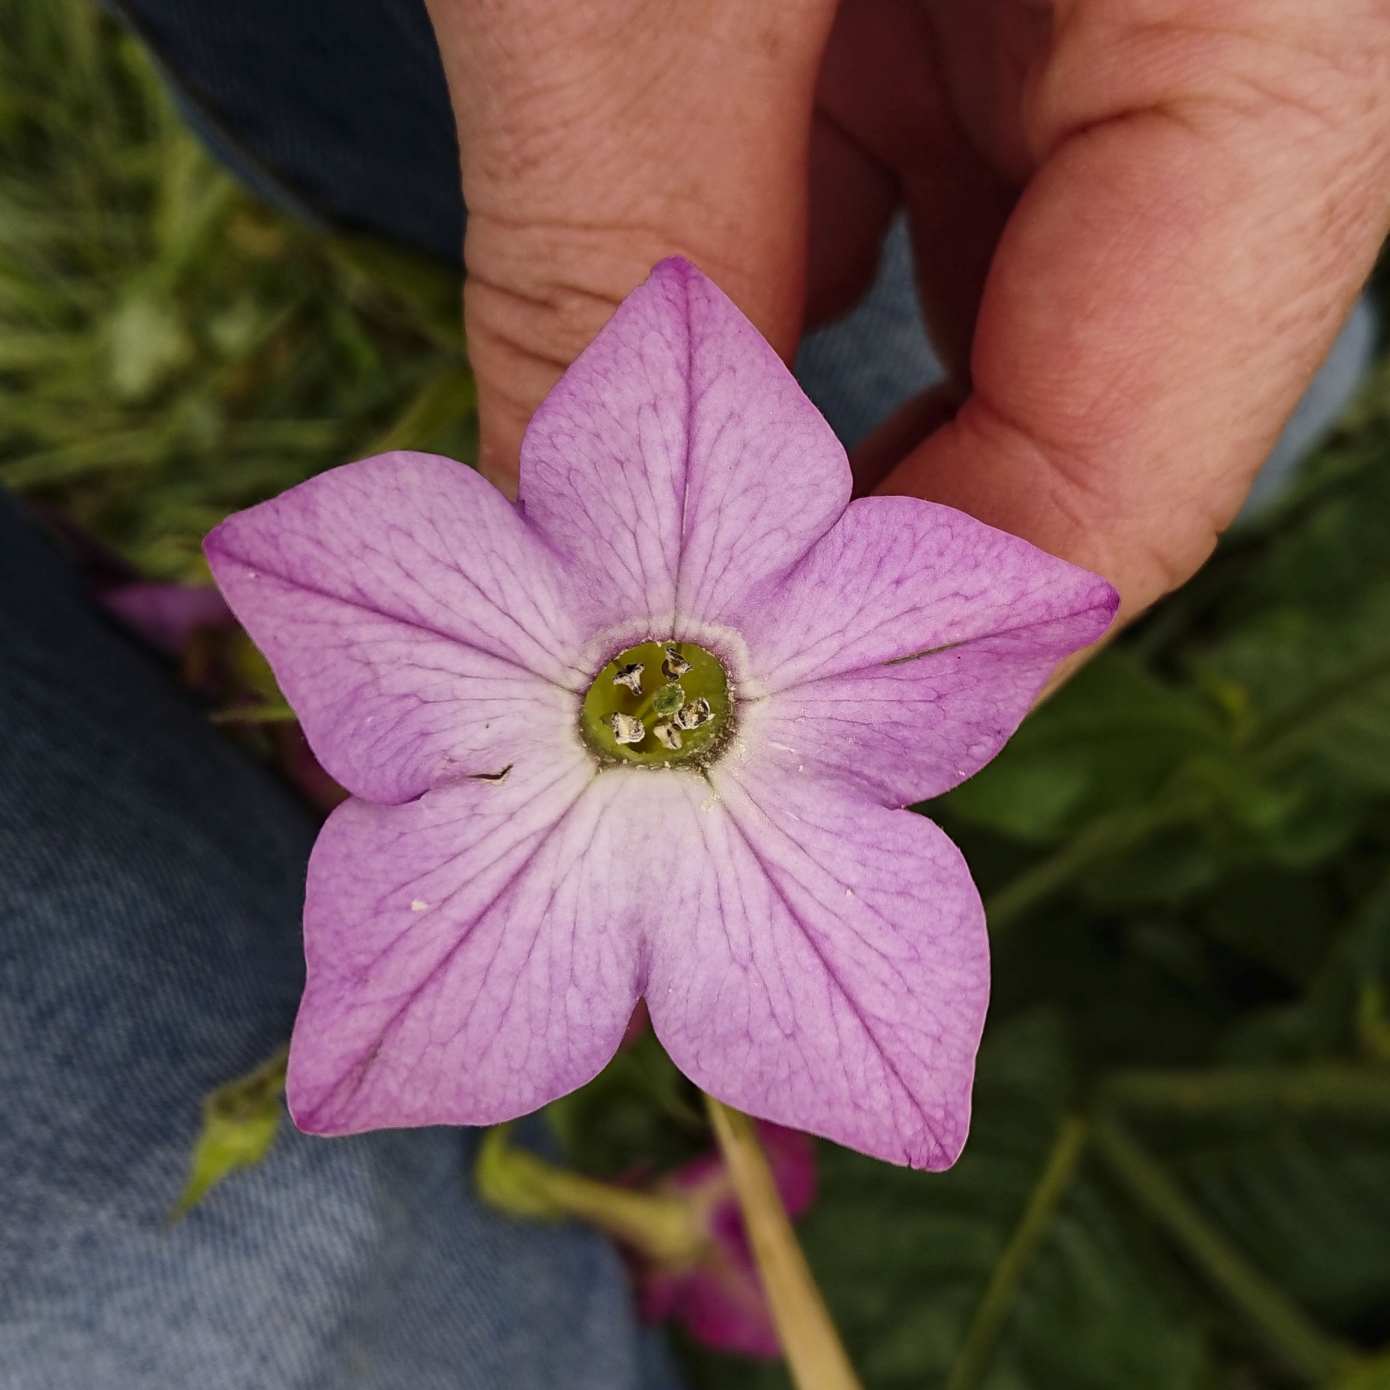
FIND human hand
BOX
[423,0,1390,622]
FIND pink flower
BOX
[100,581,234,658]
[204,259,1115,1168]
[637,1122,816,1357]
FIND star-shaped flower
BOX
[205,259,1116,1169]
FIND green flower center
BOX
[580,640,731,767]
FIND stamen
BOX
[610,712,646,745]
[580,639,729,767]
[674,697,711,731]
[613,662,644,694]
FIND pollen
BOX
[610,712,646,745]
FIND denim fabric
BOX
[104,0,463,264]
[0,493,678,1390]
[794,217,948,449]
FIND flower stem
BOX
[1092,1115,1357,1384]
[475,1124,707,1264]
[704,1095,862,1390]
[984,799,1196,932]
[944,1115,1089,1390]
[1099,1065,1390,1116]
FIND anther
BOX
[652,722,682,751]
[612,662,644,694]
[609,712,646,744]
[674,697,711,731]
[662,645,691,679]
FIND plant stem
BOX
[1253,649,1390,766]
[474,1125,706,1264]
[985,800,1195,932]
[209,700,297,723]
[1100,1065,1390,1116]
[945,1116,1089,1390]
[1093,1115,1356,1384]
[704,1096,862,1390]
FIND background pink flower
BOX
[637,1122,817,1358]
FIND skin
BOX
[423,0,1390,627]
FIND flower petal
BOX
[732,496,1117,804]
[739,495,1118,691]
[754,618,1118,808]
[519,259,850,646]
[286,754,664,1134]
[205,451,587,803]
[644,755,988,1170]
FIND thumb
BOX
[423,0,839,493]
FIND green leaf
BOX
[944,656,1232,843]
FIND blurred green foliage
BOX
[5,2,1390,1388]
[0,0,473,581]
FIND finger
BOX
[805,108,899,332]
[850,381,965,496]
[881,0,1390,621]
[812,0,1018,382]
[423,0,839,493]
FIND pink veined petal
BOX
[752,617,1114,807]
[729,495,1118,805]
[738,494,1118,692]
[643,759,988,1170]
[205,451,589,804]
[286,753,668,1134]
[519,258,850,648]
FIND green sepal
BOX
[168,1043,289,1222]
[474,1123,568,1221]
[475,1124,707,1263]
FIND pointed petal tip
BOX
[906,1121,970,1172]
[639,256,736,321]
[201,514,243,582]
[1076,572,1122,647]
[647,254,702,286]
[697,1089,971,1173]
[1094,573,1122,622]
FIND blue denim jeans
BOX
[0,492,679,1388]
